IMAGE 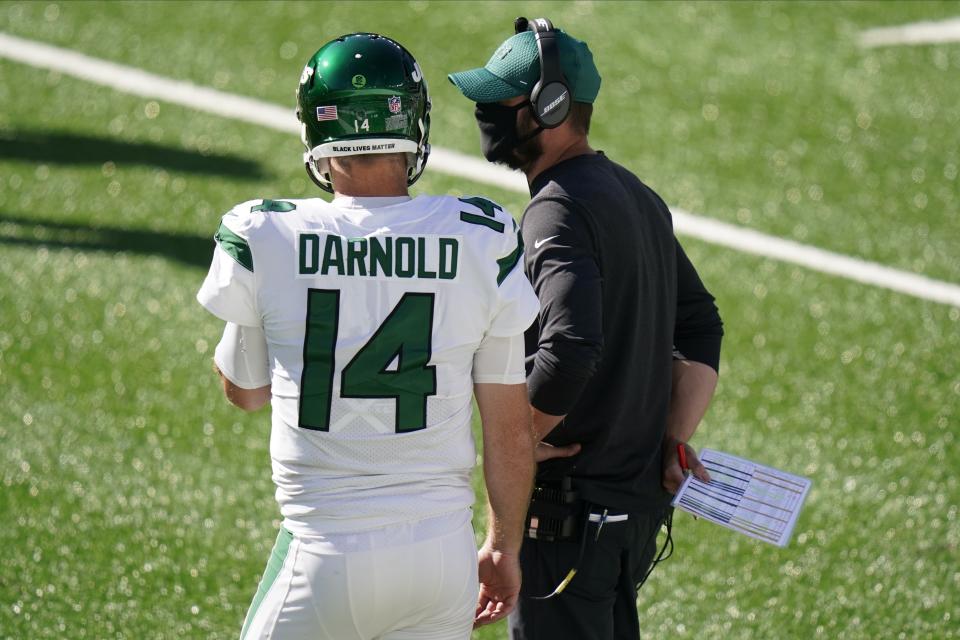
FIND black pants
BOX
[509,508,669,640]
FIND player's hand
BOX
[534,441,581,463]
[661,437,710,494]
[474,545,521,628]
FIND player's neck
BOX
[330,157,409,197]
[332,179,409,198]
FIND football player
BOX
[197,33,539,639]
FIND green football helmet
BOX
[296,33,431,193]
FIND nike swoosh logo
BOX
[534,235,559,249]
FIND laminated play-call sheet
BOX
[671,448,812,547]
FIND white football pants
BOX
[240,514,478,639]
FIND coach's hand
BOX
[534,441,581,463]
[475,545,520,628]
[661,436,710,494]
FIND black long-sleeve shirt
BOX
[522,152,723,513]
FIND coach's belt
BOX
[587,512,628,523]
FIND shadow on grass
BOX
[0,213,213,269]
[0,130,268,179]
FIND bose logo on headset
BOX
[515,16,572,129]
[540,89,569,117]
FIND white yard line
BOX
[859,17,960,48]
[669,213,960,307]
[2,31,959,307]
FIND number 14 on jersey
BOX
[298,290,437,433]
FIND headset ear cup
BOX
[533,81,570,128]
[528,17,571,129]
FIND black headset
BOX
[515,16,571,128]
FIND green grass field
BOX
[1,1,958,638]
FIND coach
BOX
[450,18,724,640]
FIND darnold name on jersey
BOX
[298,233,460,280]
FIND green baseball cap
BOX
[448,29,601,104]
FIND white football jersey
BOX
[197,195,539,536]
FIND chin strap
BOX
[300,122,335,193]
[407,144,430,187]
[405,115,431,187]
[303,156,333,193]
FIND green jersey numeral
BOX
[298,290,340,430]
[458,196,505,233]
[298,290,437,432]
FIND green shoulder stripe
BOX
[250,199,296,213]
[496,231,524,286]
[460,212,505,233]
[215,222,254,272]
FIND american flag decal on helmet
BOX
[316,106,338,121]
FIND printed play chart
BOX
[672,448,812,547]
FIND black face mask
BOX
[474,101,543,166]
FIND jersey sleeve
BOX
[487,218,541,338]
[196,210,260,326]
[472,332,526,384]
[214,323,271,389]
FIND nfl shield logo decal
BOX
[388,96,402,114]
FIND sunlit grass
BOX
[1,2,958,638]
